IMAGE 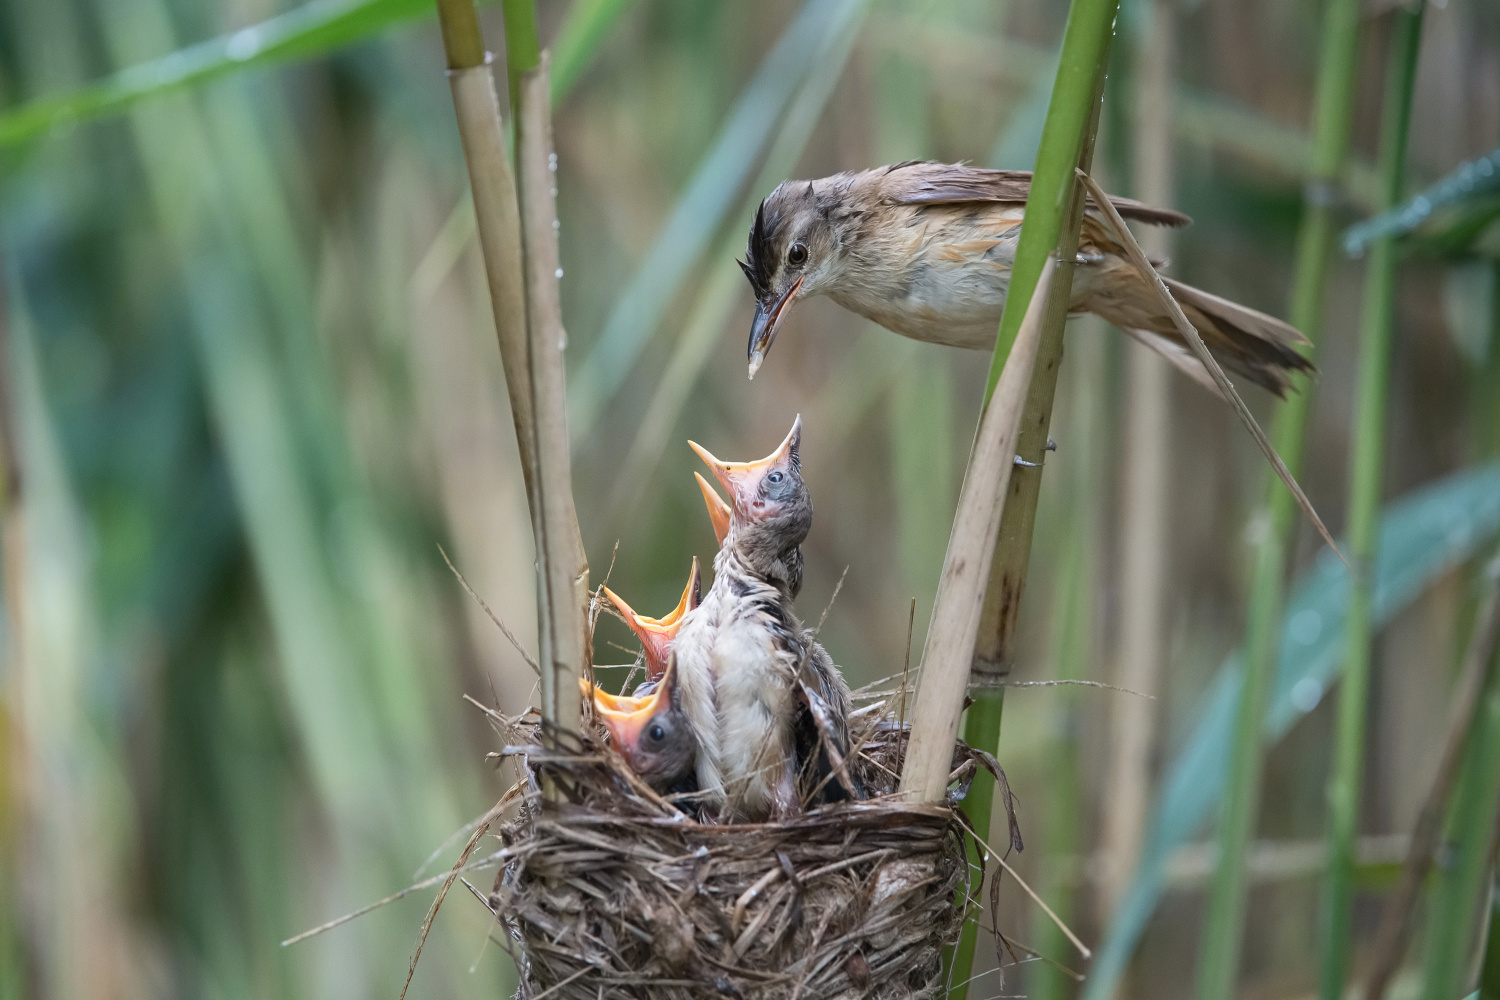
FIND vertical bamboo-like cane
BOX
[1364,575,1500,1000]
[950,4,1117,991]
[435,1,538,509]
[434,0,587,732]
[433,0,550,696]
[1193,0,1366,993]
[1100,0,1176,932]
[897,260,1053,803]
[516,53,588,730]
[1318,9,1423,997]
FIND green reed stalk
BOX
[951,1,1117,995]
[1030,316,1106,1000]
[500,0,542,109]
[1317,9,1423,998]
[1480,861,1500,1000]
[1420,633,1500,1000]
[1193,0,1365,994]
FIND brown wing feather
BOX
[881,161,1192,228]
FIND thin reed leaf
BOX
[1344,146,1500,256]
[0,0,630,147]
[1080,168,1344,561]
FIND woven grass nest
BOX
[482,688,1022,1000]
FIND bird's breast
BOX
[829,207,1027,348]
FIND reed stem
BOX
[1317,9,1423,998]
[437,0,587,729]
[516,50,589,728]
[1194,0,1365,992]
[1419,627,1500,1000]
[951,0,1117,992]
[899,259,1054,804]
[1100,0,1175,930]
[1030,316,1106,1000]
[1365,573,1500,1000]
[500,0,542,113]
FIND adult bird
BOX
[741,161,1313,396]
[673,416,857,820]
[582,654,698,795]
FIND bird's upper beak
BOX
[688,415,801,519]
[601,565,699,682]
[694,472,732,546]
[748,274,804,379]
[580,674,668,759]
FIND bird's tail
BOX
[1075,255,1315,397]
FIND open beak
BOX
[688,415,802,516]
[747,274,803,379]
[580,673,669,758]
[600,560,698,682]
[695,472,732,545]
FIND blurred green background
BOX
[1,0,1499,997]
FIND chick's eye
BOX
[766,471,784,484]
[787,242,807,266]
[648,724,666,743]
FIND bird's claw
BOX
[1013,455,1042,468]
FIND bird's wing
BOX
[881,161,1192,228]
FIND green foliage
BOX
[1344,146,1500,258]
[0,0,432,148]
[1194,0,1367,991]
[567,0,862,438]
[953,0,1118,995]
[1420,617,1500,1000]
[1318,10,1423,997]
[1084,461,1500,997]
[0,0,640,149]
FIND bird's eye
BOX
[766,471,784,484]
[787,242,808,266]
[648,724,666,743]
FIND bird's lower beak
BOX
[747,275,803,379]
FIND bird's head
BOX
[689,416,812,581]
[582,655,696,790]
[741,181,839,377]
[601,559,700,682]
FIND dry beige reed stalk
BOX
[897,257,1055,804]
[517,53,588,728]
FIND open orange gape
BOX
[483,416,1020,1000]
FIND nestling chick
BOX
[602,558,701,684]
[582,654,697,794]
[673,417,856,820]
[741,161,1313,396]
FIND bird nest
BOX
[480,696,1020,1000]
